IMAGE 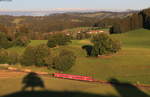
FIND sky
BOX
[0,0,150,11]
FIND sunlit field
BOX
[0,28,150,96]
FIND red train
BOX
[52,73,95,82]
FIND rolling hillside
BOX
[5,28,150,84]
[0,29,150,97]
[0,10,137,34]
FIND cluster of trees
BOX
[0,49,19,65]
[0,31,30,49]
[0,32,77,71]
[0,44,76,71]
[110,13,143,34]
[0,23,31,49]
[142,8,150,29]
[20,44,51,66]
[91,33,121,56]
[83,33,121,57]
[110,8,150,34]
[50,49,76,71]
[0,32,13,49]
[47,33,71,48]
[21,44,76,71]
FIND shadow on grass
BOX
[109,78,150,97]
[82,45,93,56]
[22,72,45,91]
[1,73,149,97]
[1,91,117,97]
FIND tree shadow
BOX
[22,72,45,91]
[109,78,150,97]
[1,75,150,97]
[82,45,93,56]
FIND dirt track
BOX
[0,70,26,78]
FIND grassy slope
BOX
[112,29,150,48]
[1,28,150,96]
[70,29,150,84]
[5,29,150,84]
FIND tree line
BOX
[110,8,150,34]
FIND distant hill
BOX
[0,9,138,40]
[62,11,138,19]
[0,10,137,17]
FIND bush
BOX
[0,32,30,49]
[20,44,51,66]
[47,37,57,48]
[0,32,13,49]
[109,38,121,53]
[44,55,54,69]
[34,44,51,66]
[91,33,121,56]
[0,49,9,64]
[20,46,36,66]
[0,49,19,65]
[7,51,19,65]
[53,49,76,71]
[14,36,30,47]
[47,33,71,48]
[56,33,71,45]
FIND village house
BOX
[86,30,104,34]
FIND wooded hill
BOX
[0,11,136,33]
[110,8,150,34]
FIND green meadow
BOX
[0,28,150,96]
[5,28,150,84]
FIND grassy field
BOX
[0,28,150,96]
[0,71,149,97]
[0,73,119,96]
[70,29,150,85]
[4,29,150,84]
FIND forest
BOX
[110,8,150,33]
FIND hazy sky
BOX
[0,0,150,11]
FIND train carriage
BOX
[53,73,95,82]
